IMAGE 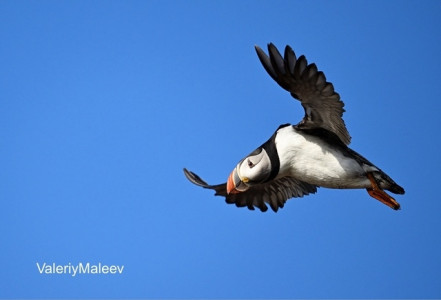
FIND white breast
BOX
[274,126,371,189]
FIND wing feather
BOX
[184,169,317,213]
[255,43,351,145]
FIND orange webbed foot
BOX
[366,173,401,210]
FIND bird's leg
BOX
[366,173,400,210]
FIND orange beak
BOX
[226,168,250,194]
[227,170,240,194]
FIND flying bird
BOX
[184,43,405,212]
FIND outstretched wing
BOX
[183,168,317,212]
[255,43,351,145]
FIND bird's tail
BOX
[378,171,405,195]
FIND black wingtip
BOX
[183,168,228,196]
[183,168,208,187]
[255,43,279,83]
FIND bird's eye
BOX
[247,159,255,168]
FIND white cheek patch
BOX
[239,149,272,183]
[256,149,272,176]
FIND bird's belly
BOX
[287,155,371,189]
[276,128,371,189]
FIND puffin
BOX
[183,43,405,212]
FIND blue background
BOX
[1,0,440,298]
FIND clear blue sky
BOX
[1,0,440,298]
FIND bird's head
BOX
[227,147,272,194]
[226,125,286,194]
